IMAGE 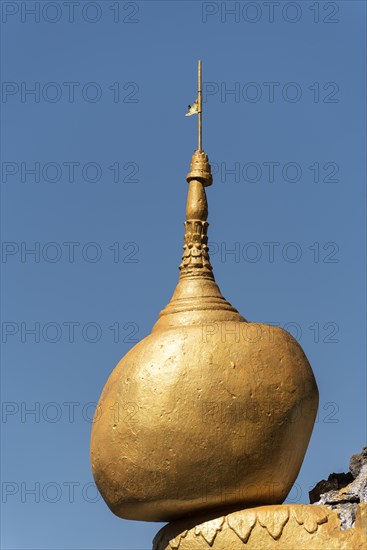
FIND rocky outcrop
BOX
[309,472,354,503]
[309,447,367,530]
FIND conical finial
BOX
[181,61,213,279]
[151,60,243,330]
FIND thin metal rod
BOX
[198,60,202,151]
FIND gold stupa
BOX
[90,62,366,549]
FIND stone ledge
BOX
[153,503,367,550]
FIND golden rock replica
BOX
[90,62,367,549]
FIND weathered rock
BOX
[350,446,367,478]
[310,447,367,530]
[309,472,353,504]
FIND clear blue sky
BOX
[1,1,366,549]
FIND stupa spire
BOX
[180,60,213,279]
[152,61,243,329]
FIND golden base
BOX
[153,503,367,550]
